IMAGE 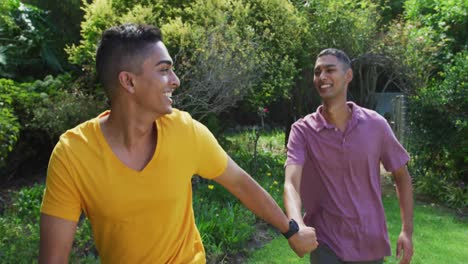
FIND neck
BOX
[321,99,351,129]
[101,100,158,151]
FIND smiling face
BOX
[313,55,352,101]
[130,41,180,118]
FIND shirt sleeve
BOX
[285,122,307,167]
[40,142,82,222]
[192,119,228,179]
[380,120,410,172]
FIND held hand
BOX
[396,231,413,264]
[288,226,318,258]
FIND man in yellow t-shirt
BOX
[39,23,318,263]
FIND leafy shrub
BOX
[404,0,467,55]
[407,51,468,208]
[9,183,44,222]
[0,74,105,175]
[30,87,106,142]
[0,79,21,168]
[0,216,40,262]
[0,184,99,262]
[0,184,42,261]
[0,0,65,80]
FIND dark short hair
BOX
[317,48,351,69]
[95,23,163,97]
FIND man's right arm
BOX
[284,164,305,225]
[284,164,316,253]
[39,213,77,264]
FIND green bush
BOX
[30,87,106,142]
[0,216,40,262]
[0,79,21,168]
[67,0,312,121]
[0,0,65,80]
[0,75,105,175]
[9,184,44,222]
[404,0,468,55]
[407,51,468,209]
[0,184,99,262]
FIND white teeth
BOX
[164,92,172,98]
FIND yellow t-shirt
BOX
[41,109,228,263]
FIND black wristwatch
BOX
[282,219,299,239]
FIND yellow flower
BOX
[208,184,214,190]
[267,172,272,176]
[273,180,278,185]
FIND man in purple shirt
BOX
[284,48,413,264]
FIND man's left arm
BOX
[392,165,414,264]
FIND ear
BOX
[118,71,135,94]
[345,68,353,83]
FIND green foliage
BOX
[0,75,105,174]
[66,0,117,73]
[9,184,43,222]
[67,0,310,116]
[237,0,310,108]
[0,79,21,168]
[0,184,99,262]
[30,87,106,142]
[72,218,100,263]
[0,216,40,262]
[22,0,84,46]
[302,0,380,58]
[407,51,468,209]
[0,184,42,261]
[0,0,64,80]
[194,197,256,261]
[377,0,406,26]
[404,0,468,54]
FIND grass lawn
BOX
[246,193,468,264]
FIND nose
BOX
[319,70,328,81]
[170,71,180,89]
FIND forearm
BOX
[394,168,414,234]
[284,183,305,226]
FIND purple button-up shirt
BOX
[285,102,409,261]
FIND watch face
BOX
[283,219,300,239]
[290,219,299,232]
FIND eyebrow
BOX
[314,64,337,71]
[156,60,173,66]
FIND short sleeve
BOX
[380,121,410,172]
[41,142,82,222]
[285,122,307,167]
[193,120,228,179]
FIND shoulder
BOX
[291,113,317,131]
[52,114,103,162]
[57,117,99,149]
[159,109,211,140]
[159,108,195,127]
[355,104,388,126]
